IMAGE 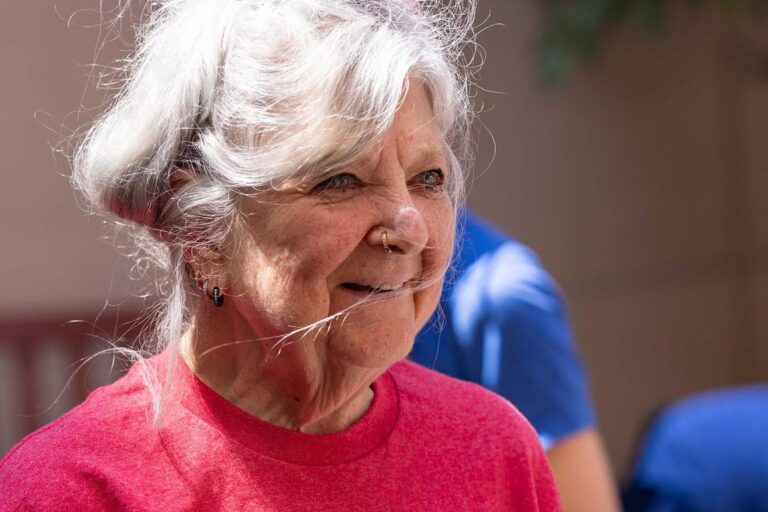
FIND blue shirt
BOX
[625,385,768,512]
[411,211,595,448]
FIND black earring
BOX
[212,286,224,307]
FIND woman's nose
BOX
[366,202,429,256]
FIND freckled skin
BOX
[186,83,456,433]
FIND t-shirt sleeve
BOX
[452,242,596,447]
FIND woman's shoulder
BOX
[386,360,561,509]
[389,359,538,440]
[0,361,156,509]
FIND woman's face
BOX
[223,83,455,369]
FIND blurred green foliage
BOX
[539,0,756,83]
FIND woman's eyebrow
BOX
[407,147,446,169]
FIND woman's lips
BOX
[340,281,407,296]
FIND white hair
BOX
[72,0,479,420]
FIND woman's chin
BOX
[327,325,416,370]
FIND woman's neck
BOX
[181,317,380,434]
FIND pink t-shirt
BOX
[1,354,561,511]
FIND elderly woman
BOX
[0,1,560,510]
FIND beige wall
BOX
[0,1,139,318]
[1,1,766,478]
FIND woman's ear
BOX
[164,168,229,290]
[148,168,197,242]
[183,242,230,285]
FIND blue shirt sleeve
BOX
[413,227,596,447]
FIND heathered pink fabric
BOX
[0,354,561,511]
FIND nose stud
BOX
[381,230,393,253]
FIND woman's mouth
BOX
[341,282,406,295]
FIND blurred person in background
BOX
[624,385,768,511]
[412,210,622,512]
[0,0,562,510]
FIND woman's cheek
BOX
[426,201,455,256]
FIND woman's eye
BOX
[418,169,445,190]
[311,173,360,194]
